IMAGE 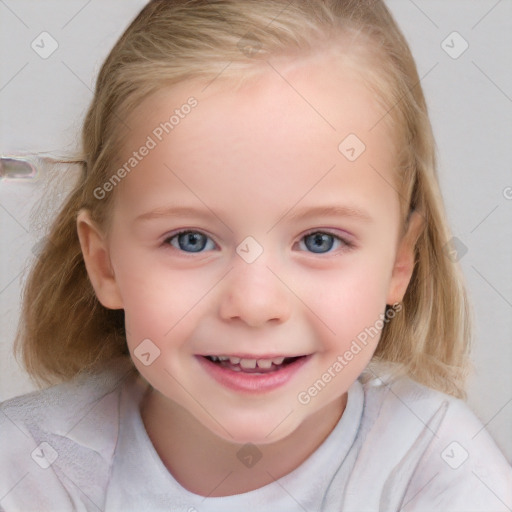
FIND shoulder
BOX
[0,357,137,511]
[358,372,512,511]
[1,357,135,438]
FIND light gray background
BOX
[1,0,511,463]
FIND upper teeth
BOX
[209,355,286,369]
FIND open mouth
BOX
[202,355,306,374]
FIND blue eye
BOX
[164,230,352,255]
[299,231,350,254]
[165,230,216,253]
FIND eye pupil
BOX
[305,232,334,253]
[313,234,324,245]
[187,233,199,244]
[179,231,206,252]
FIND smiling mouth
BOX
[202,355,307,373]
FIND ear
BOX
[76,208,124,310]
[386,210,424,305]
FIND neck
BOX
[140,390,347,497]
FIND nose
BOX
[218,256,292,328]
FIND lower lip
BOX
[196,355,312,393]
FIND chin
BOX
[207,413,301,446]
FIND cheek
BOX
[295,261,391,346]
[112,251,215,353]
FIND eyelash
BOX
[162,229,355,255]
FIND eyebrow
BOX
[284,204,373,223]
[134,206,216,223]
[134,204,372,224]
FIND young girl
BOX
[1,0,511,510]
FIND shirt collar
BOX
[104,371,364,511]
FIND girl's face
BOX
[78,52,419,444]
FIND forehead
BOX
[113,51,399,221]
[123,46,395,146]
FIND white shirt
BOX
[1,358,511,511]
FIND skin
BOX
[77,50,423,497]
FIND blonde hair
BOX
[15,0,473,397]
